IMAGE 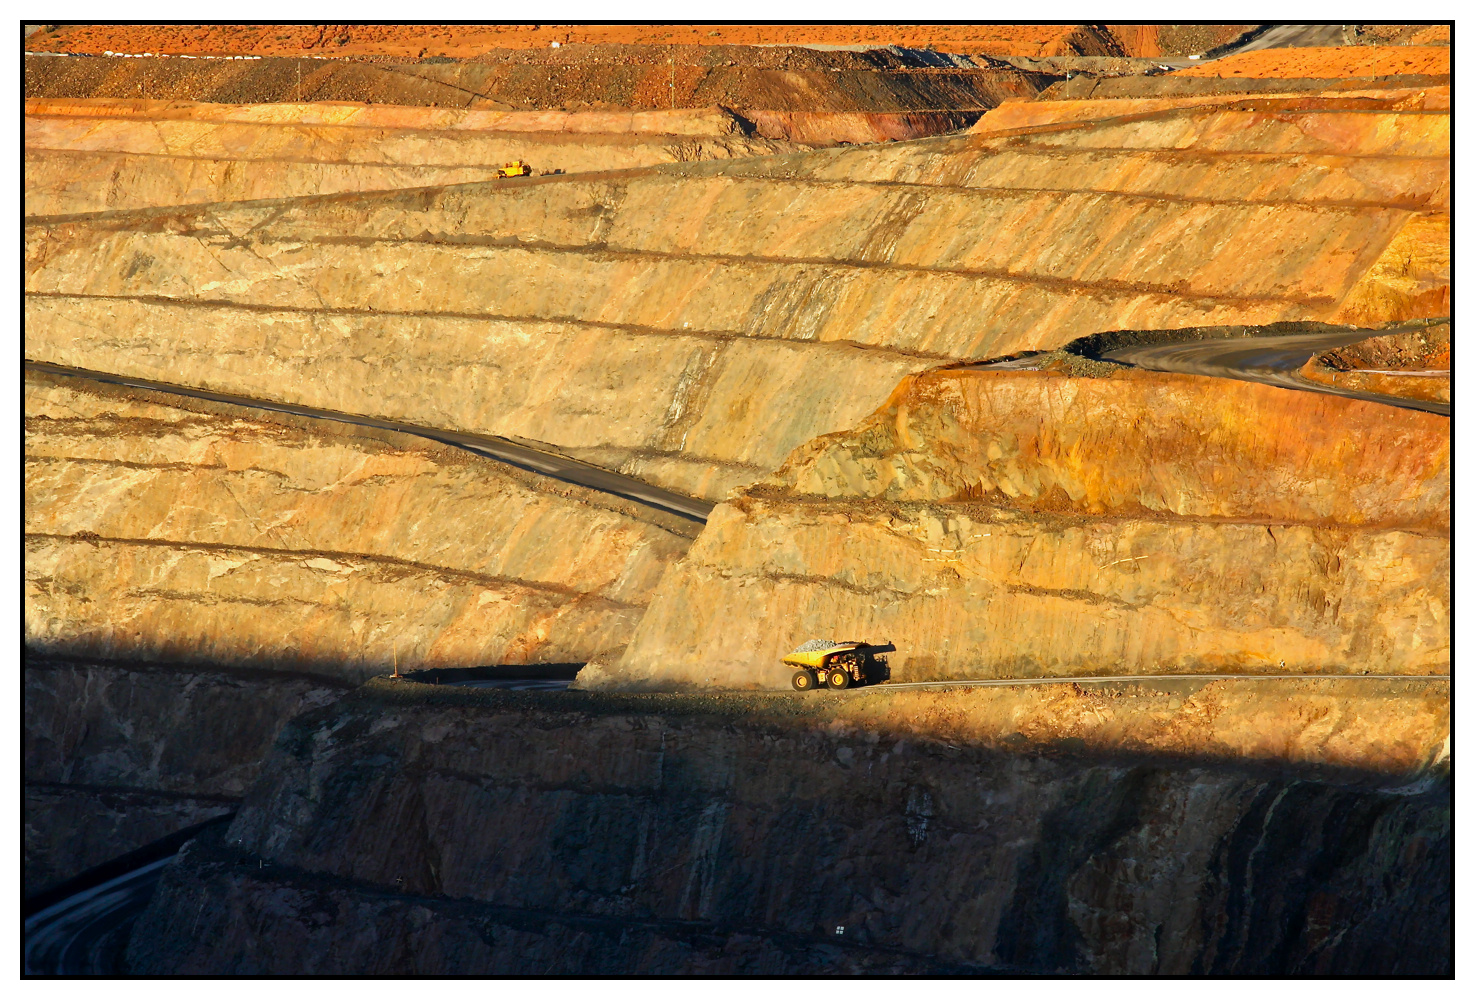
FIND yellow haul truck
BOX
[784,640,895,691]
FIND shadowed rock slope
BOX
[24,654,347,896]
[125,682,1451,975]
[597,354,1448,689]
[24,94,1449,501]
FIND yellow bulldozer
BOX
[496,161,533,178]
[784,639,894,691]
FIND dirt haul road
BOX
[25,361,714,522]
[1097,327,1451,415]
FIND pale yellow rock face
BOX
[25,105,804,216]
[25,99,760,135]
[24,98,1448,500]
[770,367,1450,530]
[25,374,696,677]
[600,367,1449,690]
[817,680,1449,777]
[969,87,1450,136]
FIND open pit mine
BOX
[23,23,1449,976]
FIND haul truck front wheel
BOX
[827,668,852,690]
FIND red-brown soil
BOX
[25,23,1257,59]
[24,48,1047,117]
[1299,324,1451,404]
[1349,24,1451,45]
[1174,46,1450,78]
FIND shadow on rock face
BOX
[119,681,1451,975]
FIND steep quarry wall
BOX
[25,372,696,674]
[24,96,1449,501]
[601,363,1448,689]
[23,368,691,891]
[24,654,348,895]
[126,684,1450,975]
[22,24,1260,58]
[23,48,1048,121]
[970,87,1448,135]
[25,97,766,133]
[25,102,804,216]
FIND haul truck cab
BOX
[784,640,895,691]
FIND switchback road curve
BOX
[1097,329,1450,416]
[24,857,173,975]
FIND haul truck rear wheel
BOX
[791,670,817,691]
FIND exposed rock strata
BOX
[1044,73,1451,102]
[23,48,1048,118]
[24,97,1449,499]
[1299,323,1450,404]
[1172,45,1450,79]
[602,365,1448,689]
[23,655,348,894]
[20,24,1260,59]
[26,372,696,673]
[25,103,807,216]
[970,87,1448,135]
[26,98,765,134]
[126,684,1451,975]
[26,785,233,899]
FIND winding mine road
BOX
[24,361,716,522]
[21,676,568,976]
[1097,329,1450,416]
[24,856,173,975]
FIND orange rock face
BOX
[24,99,807,216]
[1173,45,1450,79]
[599,365,1448,689]
[23,24,1256,59]
[771,367,1449,532]
[24,97,760,135]
[23,90,1449,501]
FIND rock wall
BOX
[24,95,1449,500]
[969,86,1448,135]
[26,98,764,134]
[23,655,349,895]
[25,372,696,674]
[25,102,807,216]
[600,363,1448,689]
[23,47,1048,116]
[20,24,1260,59]
[125,684,1451,975]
